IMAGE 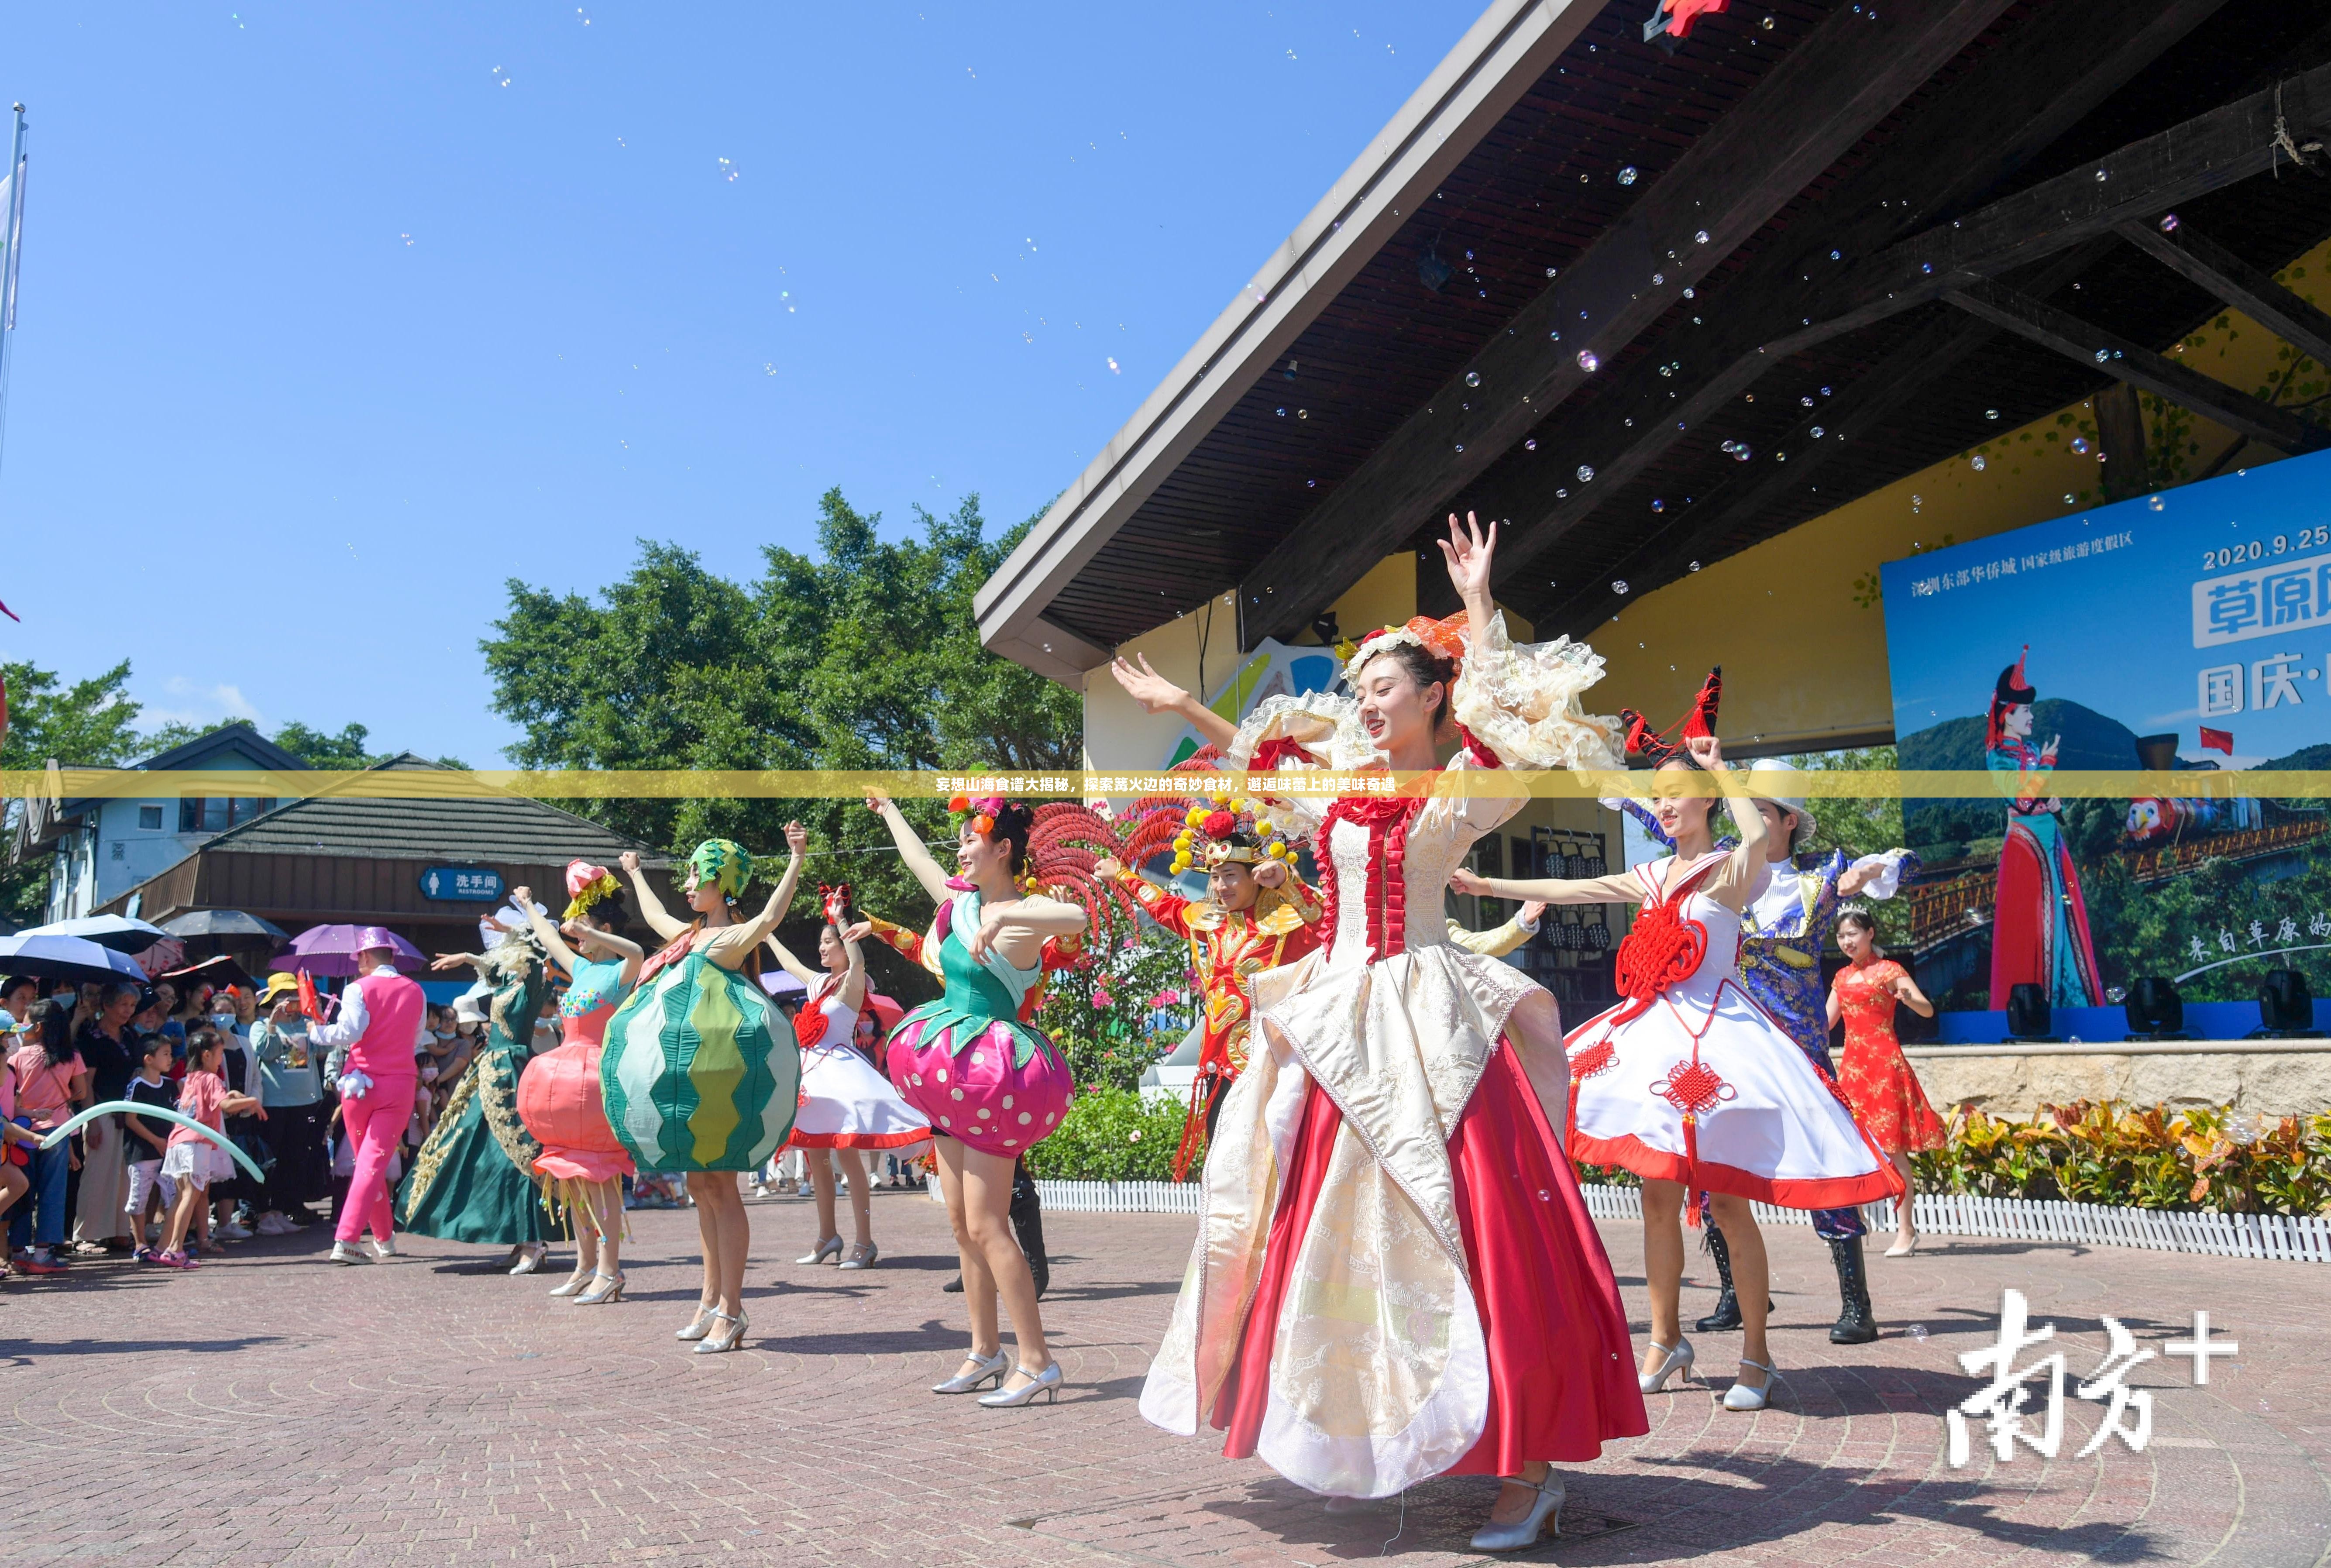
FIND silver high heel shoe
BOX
[837,1241,880,1271]
[548,1263,594,1297]
[797,1235,844,1265]
[574,1270,626,1305]
[1639,1337,1695,1393]
[1722,1356,1779,1411]
[1468,1473,1564,1552]
[932,1349,1010,1394]
[977,1362,1064,1408]
[674,1302,719,1341]
[694,1310,748,1354]
[509,1242,548,1276]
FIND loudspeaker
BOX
[2004,983,2055,1041]
[2123,977,2188,1040]
[2257,969,2313,1035]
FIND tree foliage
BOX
[1,660,148,919]
[481,489,1082,966]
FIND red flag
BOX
[297,971,323,1023]
[2200,726,2234,755]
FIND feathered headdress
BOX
[1024,801,1140,944]
[1119,750,1304,877]
[1619,666,1722,763]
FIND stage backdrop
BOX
[1880,449,2331,1042]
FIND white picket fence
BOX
[1014,1179,2331,1262]
[1576,1184,2331,1263]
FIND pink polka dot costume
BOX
[884,893,1073,1157]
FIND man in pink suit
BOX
[305,929,423,1264]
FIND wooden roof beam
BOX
[1489,45,2329,602]
[1530,241,2117,634]
[1943,279,2331,454]
[1233,0,2027,647]
[2117,217,2331,370]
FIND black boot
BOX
[1010,1163,1050,1300]
[1695,1224,1743,1332]
[942,1273,964,1293]
[1827,1235,1878,1344]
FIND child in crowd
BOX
[123,1034,177,1257]
[153,1030,263,1270]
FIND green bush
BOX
[1022,1086,1191,1183]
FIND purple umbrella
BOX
[268,924,426,977]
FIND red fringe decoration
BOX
[1026,801,1138,945]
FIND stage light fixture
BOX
[2256,969,2313,1036]
[2122,977,2189,1040]
[2004,983,2056,1042]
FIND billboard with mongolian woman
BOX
[1878,448,2331,1040]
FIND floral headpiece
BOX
[1335,612,1470,686]
[945,792,1008,837]
[563,860,619,921]
[1118,753,1302,877]
[819,883,853,927]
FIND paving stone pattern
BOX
[1,1188,2324,1565]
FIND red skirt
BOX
[1214,1043,1648,1472]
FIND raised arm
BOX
[1108,653,1238,754]
[763,934,822,987]
[1452,865,1642,907]
[836,923,867,1014]
[1438,509,1499,636]
[1698,736,1771,914]
[719,822,809,953]
[513,887,582,976]
[863,788,956,904]
[618,850,691,944]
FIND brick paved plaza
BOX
[2,1187,2324,1565]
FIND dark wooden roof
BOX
[978,0,2331,674]
[193,756,660,864]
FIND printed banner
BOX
[1880,450,2331,1036]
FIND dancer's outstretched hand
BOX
[1252,859,1289,889]
[1110,653,1187,715]
[1449,867,1490,897]
[785,821,809,858]
[1437,510,1496,607]
[1685,732,1725,770]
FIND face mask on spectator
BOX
[211,1012,235,1029]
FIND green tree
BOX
[481,489,1082,972]
[274,720,374,769]
[2,660,148,919]
[1781,745,1913,951]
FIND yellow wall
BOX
[1595,238,2331,753]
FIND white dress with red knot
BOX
[1564,850,1899,1210]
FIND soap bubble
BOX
[1760,14,1774,27]
[1652,272,1664,285]
[1297,408,1308,419]
[1811,426,1825,438]
[1276,407,1286,417]
[2160,212,2181,233]
[1618,166,1638,186]
[2095,349,2111,363]
[1695,229,1710,244]
[1651,499,1665,512]
[1107,357,1120,374]
[1578,350,1600,373]
[1545,266,1558,277]
[1524,438,1537,450]
[1801,395,1815,407]
[2095,168,2109,182]
[1829,249,1841,260]
[1721,440,1752,461]
[2148,495,2164,510]
[1908,1324,1929,1343]
[2071,437,2089,453]
[1971,455,1987,471]
[2064,493,2076,504]
[2106,986,2127,1004]
[1612,580,1629,594]
[1688,560,1701,571]
[1576,464,1595,482]
[1986,408,2000,420]
[1465,371,1481,387]
[1455,444,1465,453]
[1556,487,1569,498]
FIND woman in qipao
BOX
[512,863,645,1304]
[603,828,808,1354]
[764,884,926,1270]
[860,789,1105,1407]
[1114,513,1647,1553]
[1458,727,1903,1417]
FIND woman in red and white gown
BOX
[1456,737,1903,1414]
[765,891,929,1270]
[1113,514,1645,1554]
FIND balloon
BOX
[37,1101,266,1184]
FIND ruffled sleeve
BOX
[1450,612,1626,773]
[1226,691,1373,836]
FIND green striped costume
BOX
[600,947,799,1173]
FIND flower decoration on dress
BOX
[562,860,619,922]
[1339,611,1471,687]
[687,838,753,898]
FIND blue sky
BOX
[0,1,1478,764]
[1879,450,2331,768]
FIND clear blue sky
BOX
[0,1,1479,764]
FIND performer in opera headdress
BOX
[1125,513,1644,1553]
[1985,646,2103,1008]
